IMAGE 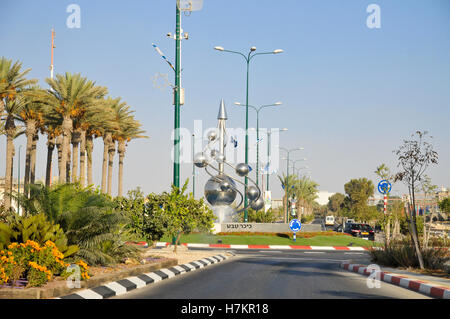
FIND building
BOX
[0,177,24,213]
[315,191,336,206]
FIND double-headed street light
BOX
[280,147,305,222]
[214,45,283,222]
[234,101,282,188]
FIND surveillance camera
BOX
[184,33,189,39]
[167,32,172,38]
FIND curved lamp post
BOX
[214,45,283,222]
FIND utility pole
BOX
[49,28,55,187]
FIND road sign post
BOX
[289,218,302,242]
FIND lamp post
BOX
[192,133,197,198]
[18,145,21,216]
[280,147,304,222]
[214,46,283,222]
[266,128,288,192]
[234,101,282,187]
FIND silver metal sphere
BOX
[246,186,259,201]
[194,153,208,168]
[220,181,231,191]
[250,197,265,211]
[215,153,225,163]
[205,174,237,206]
[207,130,217,141]
[235,163,250,177]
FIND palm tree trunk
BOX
[4,116,16,211]
[71,129,81,183]
[107,140,116,197]
[71,142,79,183]
[60,116,72,184]
[66,147,71,183]
[79,130,86,188]
[30,133,38,184]
[24,123,34,196]
[101,133,111,193]
[56,135,63,180]
[86,135,94,186]
[117,140,126,197]
[45,135,55,187]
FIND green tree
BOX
[150,180,215,252]
[327,193,346,213]
[438,197,450,214]
[393,130,438,269]
[343,178,375,218]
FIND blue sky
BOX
[1,0,449,200]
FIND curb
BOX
[340,262,450,299]
[58,252,235,299]
[156,242,372,251]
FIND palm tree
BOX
[74,100,113,188]
[15,88,46,195]
[102,97,134,196]
[278,173,298,222]
[293,175,319,216]
[44,72,108,183]
[0,57,37,210]
[115,116,147,197]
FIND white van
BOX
[325,215,335,226]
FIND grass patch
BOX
[160,232,379,247]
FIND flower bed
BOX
[0,240,89,288]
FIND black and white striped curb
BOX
[58,253,235,299]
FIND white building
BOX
[315,191,336,206]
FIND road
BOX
[311,218,325,231]
[114,249,430,299]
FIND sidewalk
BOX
[340,262,450,299]
[379,266,450,289]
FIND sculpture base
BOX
[212,205,237,223]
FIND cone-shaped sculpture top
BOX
[217,99,228,120]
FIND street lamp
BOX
[18,145,21,216]
[215,45,283,222]
[234,101,282,187]
[280,147,304,222]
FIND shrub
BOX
[12,183,140,266]
[369,239,449,270]
[0,240,89,287]
[237,208,277,223]
[0,214,78,259]
[61,207,140,266]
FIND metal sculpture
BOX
[194,99,264,222]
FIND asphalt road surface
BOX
[114,249,430,299]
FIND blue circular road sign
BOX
[289,219,302,232]
[378,180,392,195]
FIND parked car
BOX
[344,223,375,241]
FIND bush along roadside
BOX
[369,239,449,272]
